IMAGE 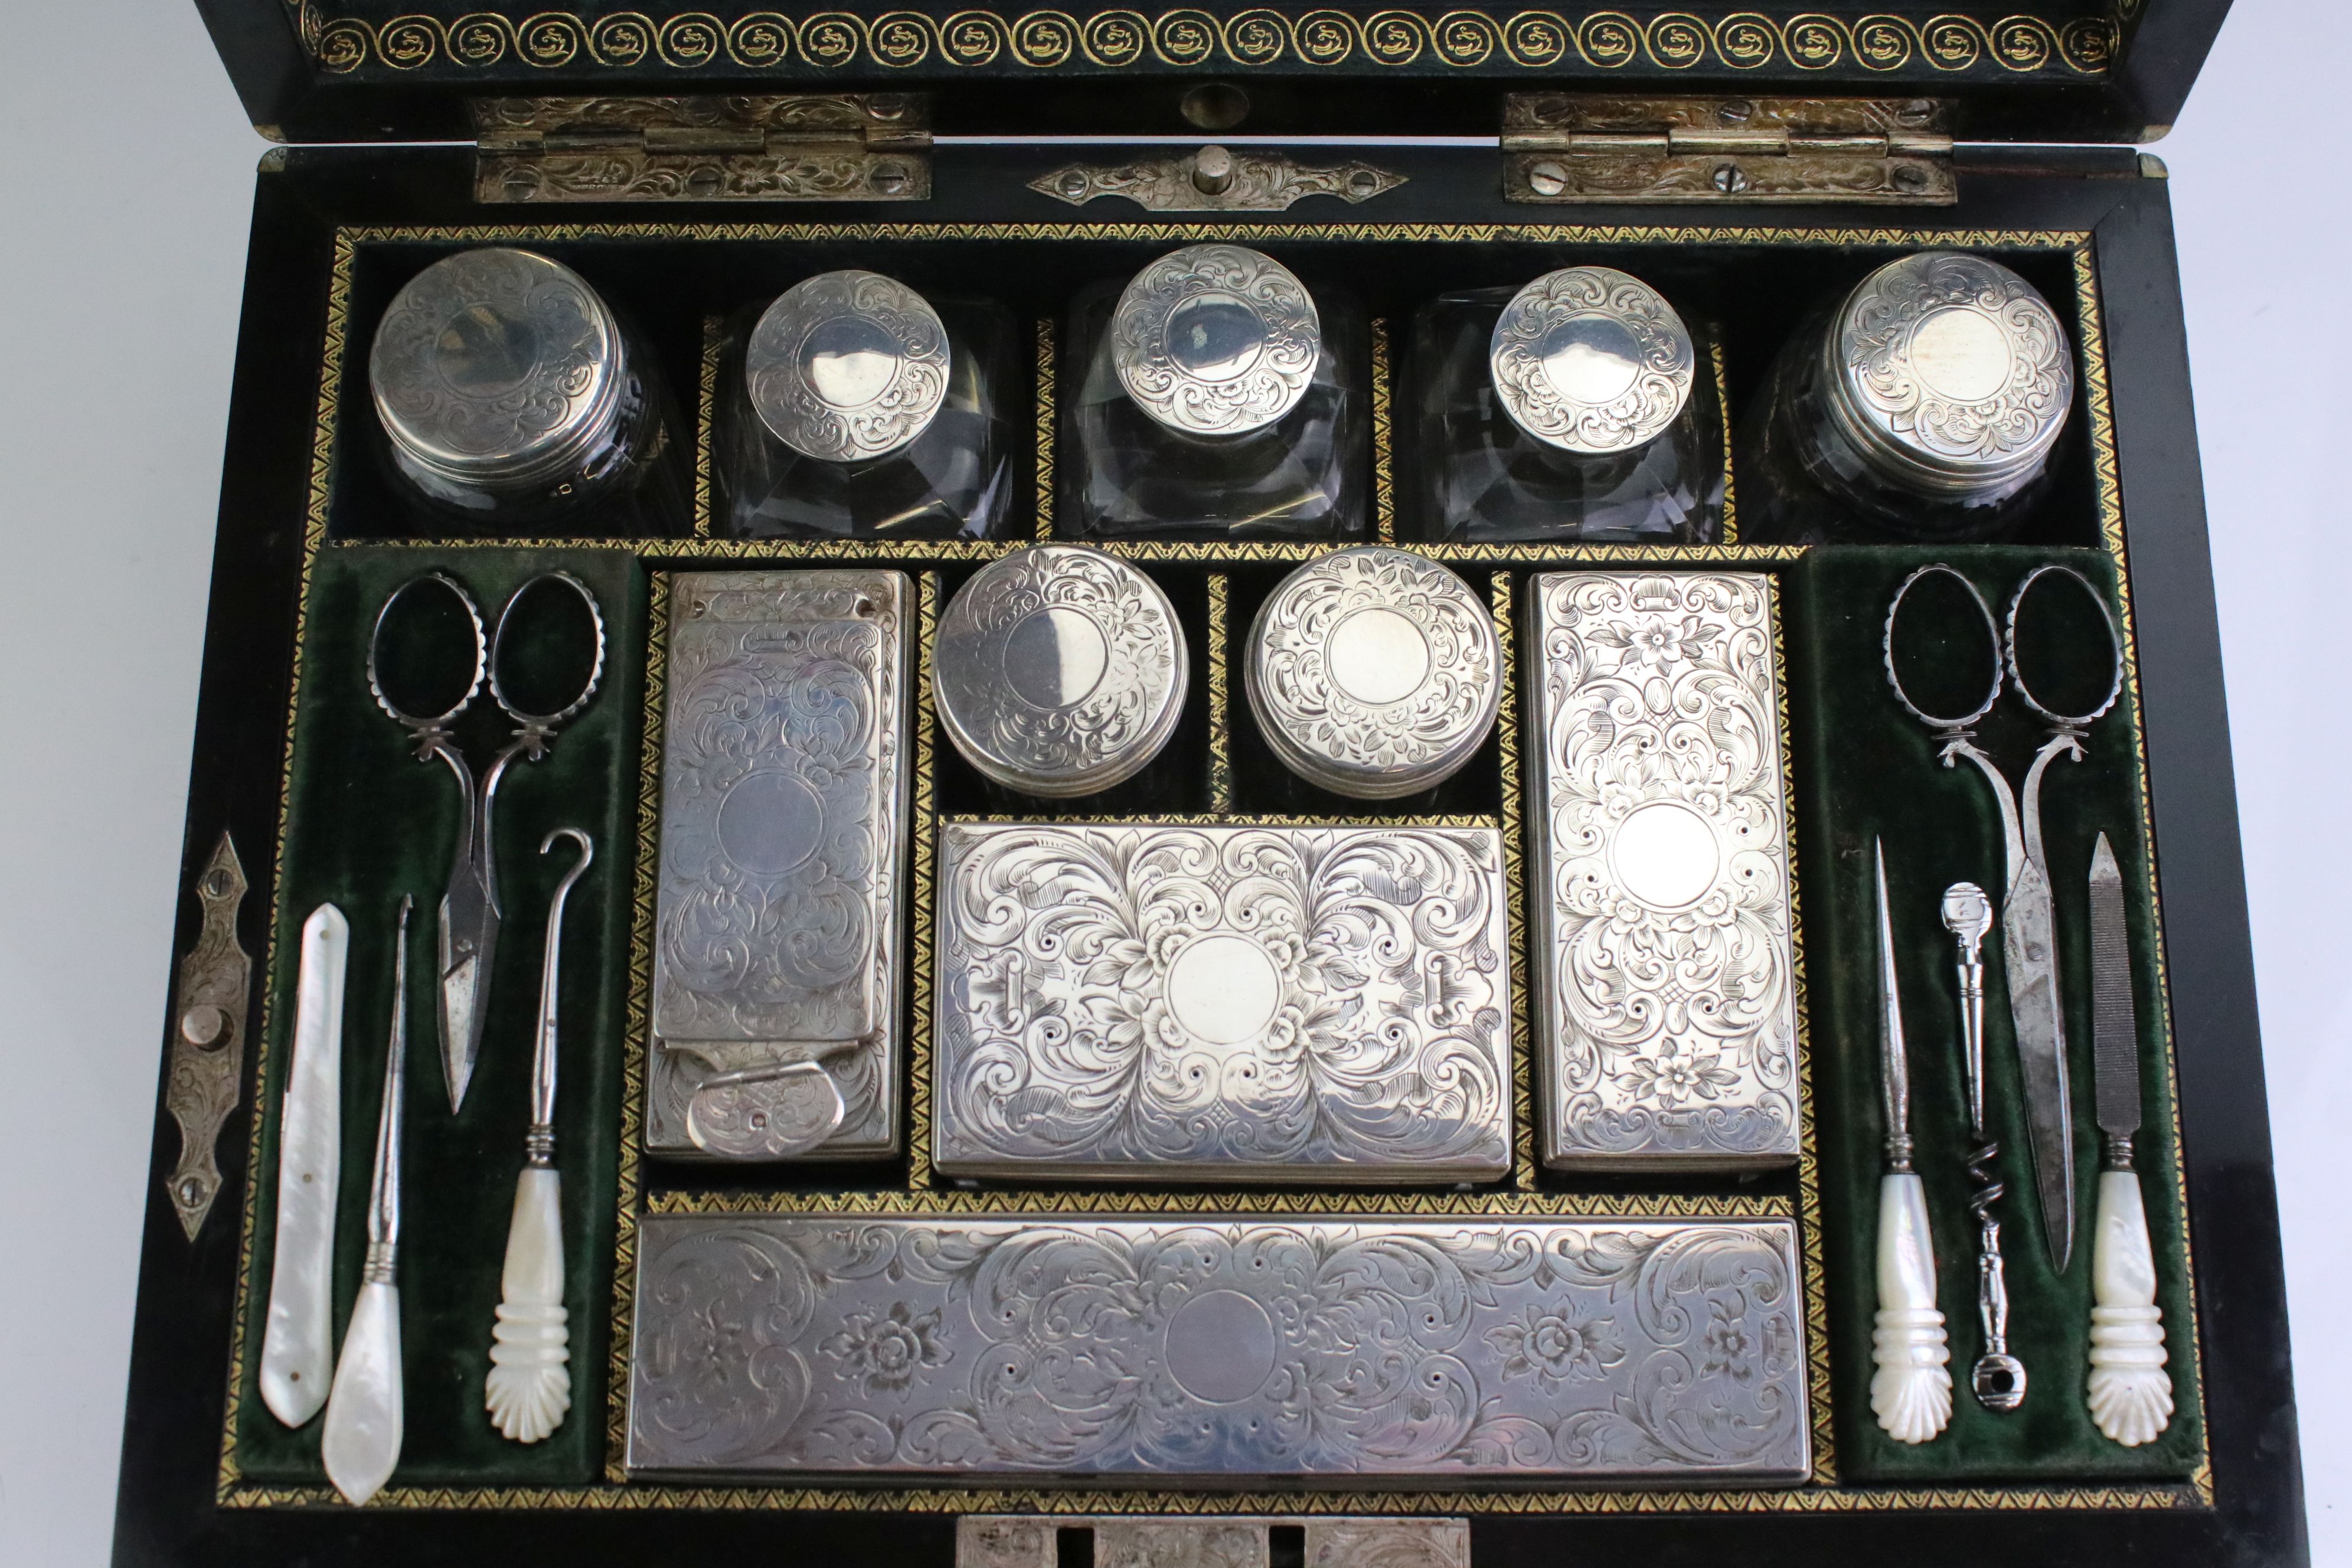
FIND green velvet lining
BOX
[233,545,644,1487]
[1789,544,2203,1482]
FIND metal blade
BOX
[2000,854,2077,1272]
[437,869,496,1114]
[2088,832,2142,1140]
[1873,839,1910,1155]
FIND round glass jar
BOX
[718,270,1017,540]
[367,247,681,530]
[1736,250,2076,544]
[1413,266,1723,544]
[1061,244,1367,541]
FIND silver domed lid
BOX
[1823,251,2075,498]
[1112,244,1321,437]
[746,270,951,462]
[368,247,625,491]
[1489,266,1695,456]
[935,545,1188,798]
[1245,546,1501,800]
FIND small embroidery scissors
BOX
[369,570,606,1113]
[1883,562,2122,1275]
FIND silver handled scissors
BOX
[1883,563,2121,1274]
[368,570,606,1113]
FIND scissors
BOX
[1883,562,2122,1274]
[368,570,606,1113]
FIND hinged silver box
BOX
[647,569,912,1160]
[934,821,1512,1183]
[1525,571,1800,1170]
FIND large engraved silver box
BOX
[933,821,1513,1183]
[1525,571,1800,1171]
[648,570,912,1160]
[625,1213,1810,1485]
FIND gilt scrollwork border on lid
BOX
[295,2,2113,78]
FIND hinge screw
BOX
[867,94,907,121]
[1893,164,1930,192]
[1526,159,1568,197]
[1713,162,1749,194]
[502,168,540,201]
[871,160,910,195]
[1719,99,1753,125]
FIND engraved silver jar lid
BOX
[935,545,1188,797]
[746,270,951,462]
[1821,251,2075,499]
[1246,546,1501,799]
[1489,266,1695,456]
[368,247,626,491]
[1112,244,1321,437]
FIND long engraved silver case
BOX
[648,570,911,1159]
[1525,571,1799,1170]
[626,1213,1809,1484]
[933,822,1512,1183]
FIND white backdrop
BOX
[0,2,2338,1562]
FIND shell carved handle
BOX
[1871,1171,1953,1445]
[2088,1168,2173,1447]
[485,1167,571,1443]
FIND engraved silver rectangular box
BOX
[647,570,911,1161]
[1525,571,1800,1171]
[933,821,1513,1184]
[625,1213,1809,1484]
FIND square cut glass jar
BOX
[716,296,1019,541]
[1410,286,1724,544]
[1057,276,1368,541]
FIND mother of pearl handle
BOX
[2088,1168,2173,1446]
[485,1165,571,1443]
[1871,1171,1952,1445]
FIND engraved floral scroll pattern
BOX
[935,549,1179,779]
[368,247,609,465]
[1838,251,2074,469]
[747,271,949,462]
[1249,549,1498,773]
[650,572,903,1153]
[1489,267,1692,455]
[935,825,1509,1179]
[1533,573,1798,1165]
[1113,245,1319,436]
[626,1216,1807,1480]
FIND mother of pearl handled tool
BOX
[260,903,348,1427]
[322,897,412,1507]
[1870,841,1952,1445]
[485,828,592,1443]
[2086,831,2174,1445]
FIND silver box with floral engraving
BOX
[646,570,911,1161]
[933,821,1512,1183]
[625,1213,1809,1484]
[1525,571,1799,1170]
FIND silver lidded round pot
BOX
[745,270,951,463]
[1819,250,2074,500]
[369,247,627,494]
[935,545,1188,797]
[1112,244,1321,437]
[1488,266,1696,456]
[1246,545,1501,799]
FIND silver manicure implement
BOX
[368,571,606,1113]
[1943,880,2026,1410]
[322,896,412,1506]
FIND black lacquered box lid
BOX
[193,0,2228,143]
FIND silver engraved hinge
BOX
[1503,93,1954,205]
[474,94,930,204]
[958,1517,1471,1568]
[1034,143,1405,212]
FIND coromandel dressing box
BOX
[118,0,2304,1562]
